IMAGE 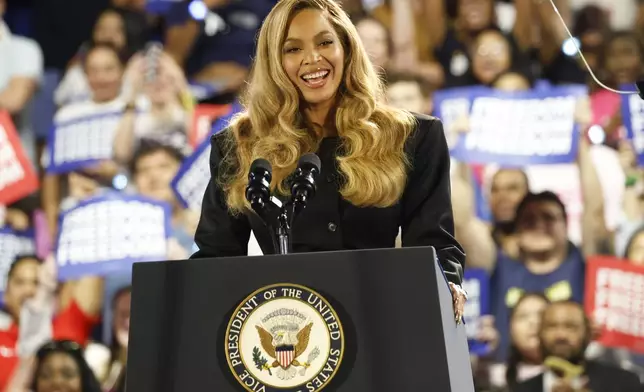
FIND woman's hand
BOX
[123,54,145,101]
[160,52,189,94]
[448,282,467,324]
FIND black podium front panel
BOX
[126,246,474,392]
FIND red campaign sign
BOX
[189,104,231,148]
[585,256,644,354]
[0,111,39,205]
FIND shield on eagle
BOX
[276,345,295,368]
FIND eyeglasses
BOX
[37,340,83,358]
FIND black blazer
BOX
[513,361,643,392]
[191,113,466,285]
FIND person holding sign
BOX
[42,43,124,238]
[192,0,468,320]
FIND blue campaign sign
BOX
[462,268,491,356]
[621,91,644,166]
[211,100,242,136]
[47,111,122,174]
[171,137,211,211]
[435,85,587,166]
[0,227,35,296]
[433,86,489,151]
[55,193,172,280]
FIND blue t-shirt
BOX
[491,244,586,361]
[165,0,273,76]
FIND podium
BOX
[125,246,474,392]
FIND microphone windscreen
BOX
[298,153,321,172]
[250,158,272,174]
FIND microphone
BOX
[290,153,321,221]
[245,158,272,214]
[545,0,641,97]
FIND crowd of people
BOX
[1,0,644,390]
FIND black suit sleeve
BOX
[401,116,466,286]
[619,368,643,392]
[190,132,251,258]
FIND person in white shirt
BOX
[42,43,125,238]
[0,0,44,163]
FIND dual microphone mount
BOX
[244,154,322,255]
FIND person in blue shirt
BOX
[164,0,273,97]
[491,191,586,361]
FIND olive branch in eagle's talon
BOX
[252,347,272,375]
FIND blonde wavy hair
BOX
[221,0,417,214]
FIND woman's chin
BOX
[302,91,335,106]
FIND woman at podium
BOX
[191,0,467,320]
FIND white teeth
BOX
[302,70,329,80]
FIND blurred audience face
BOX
[134,149,181,205]
[490,169,528,225]
[493,73,530,92]
[36,352,82,392]
[605,35,643,86]
[113,289,131,348]
[86,47,124,102]
[458,0,493,33]
[472,31,511,85]
[4,257,39,320]
[93,10,126,50]
[626,230,644,266]
[0,0,5,16]
[580,31,604,71]
[510,295,548,363]
[282,9,346,107]
[539,302,588,365]
[386,80,431,114]
[516,200,568,255]
[355,18,390,70]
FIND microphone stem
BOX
[277,226,289,255]
[277,208,291,255]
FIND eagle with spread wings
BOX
[256,322,313,369]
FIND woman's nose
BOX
[304,49,321,65]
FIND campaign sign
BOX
[171,138,211,211]
[450,86,586,165]
[585,256,644,354]
[211,100,242,136]
[0,111,39,205]
[462,268,490,355]
[189,104,233,148]
[55,194,171,280]
[433,86,486,150]
[621,92,644,165]
[47,111,122,174]
[0,227,35,294]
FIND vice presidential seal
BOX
[225,283,344,392]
